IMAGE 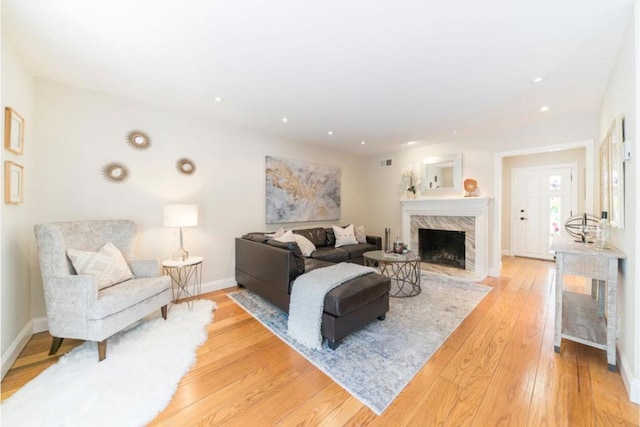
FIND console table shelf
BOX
[551,238,625,372]
[561,291,606,350]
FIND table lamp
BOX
[163,204,198,261]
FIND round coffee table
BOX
[363,250,421,297]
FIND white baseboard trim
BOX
[199,277,238,295]
[617,342,640,403]
[501,249,512,256]
[33,316,49,333]
[1,320,35,380]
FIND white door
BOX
[512,165,576,260]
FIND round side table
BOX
[162,256,203,309]
[363,250,421,297]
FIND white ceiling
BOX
[2,0,634,155]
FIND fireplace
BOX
[401,197,491,280]
[419,229,466,269]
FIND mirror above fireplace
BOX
[420,153,462,194]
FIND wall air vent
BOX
[380,159,393,167]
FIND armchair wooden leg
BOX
[49,337,64,356]
[161,305,168,320]
[98,340,107,362]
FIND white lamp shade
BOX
[163,204,198,227]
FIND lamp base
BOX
[172,247,189,262]
[172,226,189,261]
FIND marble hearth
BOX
[401,197,491,280]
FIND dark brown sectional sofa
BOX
[235,226,391,349]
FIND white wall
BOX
[1,37,35,375]
[0,75,370,375]
[30,79,370,320]
[598,6,638,403]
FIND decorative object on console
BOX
[4,161,23,204]
[265,156,340,223]
[401,164,418,198]
[126,129,152,150]
[176,157,196,175]
[596,211,611,250]
[102,162,130,183]
[463,178,477,197]
[163,204,198,261]
[564,213,600,244]
[4,107,24,155]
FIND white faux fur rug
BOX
[1,300,215,427]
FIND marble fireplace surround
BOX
[401,197,491,280]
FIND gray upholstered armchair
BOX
[34,220,172,361]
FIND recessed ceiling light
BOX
[540,106,549,112]
[533,77,544,83]
[405,141,416,146]
[451,130,458,134]
[281,117,288,123]
[360,141,366,145]
[328,131,333,136]
[214,96,223,102]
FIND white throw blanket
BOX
[287,263,377,349]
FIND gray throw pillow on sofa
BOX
[266,240,305,275]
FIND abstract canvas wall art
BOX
[266,156,340,223]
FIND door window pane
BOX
[550,176,561,190]
[549,196,561,248]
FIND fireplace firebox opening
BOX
[419,228,466,270]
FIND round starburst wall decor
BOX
[176,158,196,175]
[126,130,152,150]
[102,162,131,183]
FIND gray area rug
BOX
[228,272,491,415]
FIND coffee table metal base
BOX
[364,251,421,297]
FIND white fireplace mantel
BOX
[400,195,491,208]
[401,196,492,280]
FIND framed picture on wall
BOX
[4,107,25,155]
[4,161,23,204]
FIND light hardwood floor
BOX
[2,256,639,425]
